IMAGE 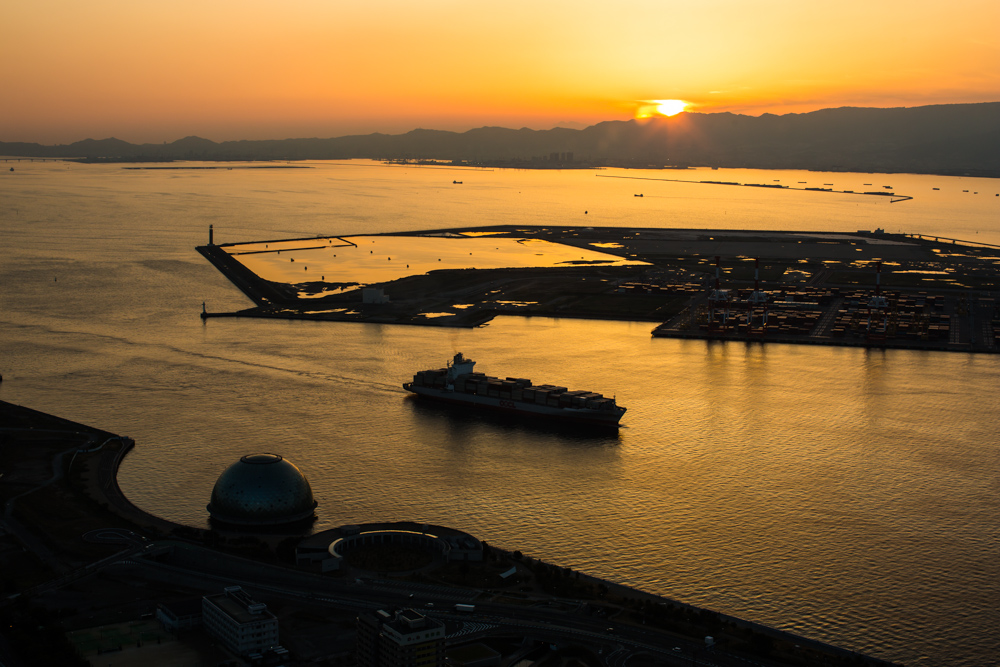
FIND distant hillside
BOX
[3,102,999,176]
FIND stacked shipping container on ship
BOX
[404,353,625,425]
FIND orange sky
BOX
[3,0,999,144]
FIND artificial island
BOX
[199,225,1000,353]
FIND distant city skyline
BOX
[4,0,999,144]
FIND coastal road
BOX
[96,545,772,667]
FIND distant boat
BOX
[933,187,940,190]
[453,180,463,184]
[634,193,643,197]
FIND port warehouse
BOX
[410,370,619,412]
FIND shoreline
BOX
[0,399,899,665]
[4,155,1000,179]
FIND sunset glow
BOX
[636,100,689,118]
[655,100,688,117]
[2,0,999,143]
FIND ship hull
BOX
[403,383,625,426]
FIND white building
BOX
[357,608,445,667]
[202,586,280,656]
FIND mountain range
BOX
[3,102,999,176]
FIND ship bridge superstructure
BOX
[447,352,476,383]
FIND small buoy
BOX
[585,210,588,214]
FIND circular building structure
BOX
[207,453,317,526]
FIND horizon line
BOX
[6,100,999,148]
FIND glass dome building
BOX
[207,453,317,526]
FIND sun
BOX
[635,99,690,119]
[654,99,688,116]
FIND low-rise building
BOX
[202,586,280,656]
[156,598,203,632]
[357,608,445,667]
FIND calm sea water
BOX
[1,160,998,665]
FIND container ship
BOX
[403,353,626,426]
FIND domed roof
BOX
[207,453,317,526]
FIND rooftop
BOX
[204,588,275,625]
